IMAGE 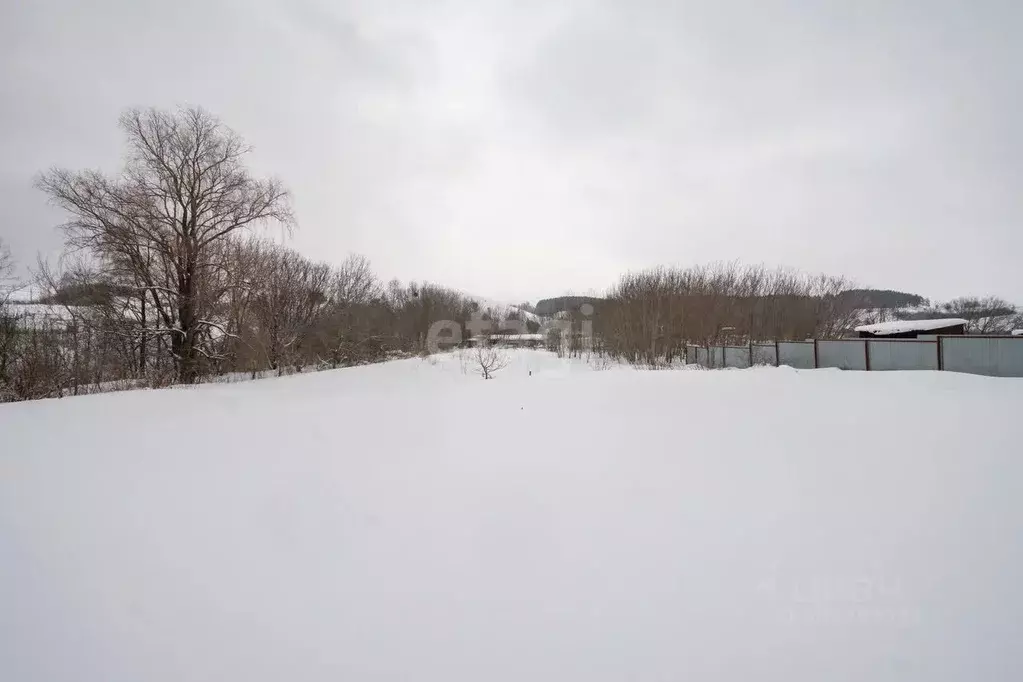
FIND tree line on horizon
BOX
[542,283,1020,367]
[1,107,1020,401]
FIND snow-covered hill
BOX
[2,350,1022,681]
[468,295,541,323]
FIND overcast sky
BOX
[2,0,1021,303]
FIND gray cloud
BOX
[1,0,1021,302]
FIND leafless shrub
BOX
[587,352,618,371]
[473,340,508,379]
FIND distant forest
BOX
[833,289,927,309]
[534,296,605,316]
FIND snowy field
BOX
[2,349,1022,681]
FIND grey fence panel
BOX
[817,340,867,370]
[723,346,751,369]
[777,341,815,369]
[686,346,701,365]
[689,336,1023,376]
[867,340,938,371]
[752,344,778,366]
[942,337,1023,377]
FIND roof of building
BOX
[853,318,969,335]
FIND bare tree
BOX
[36,107,293,382]
[309,254,381,367]
[473,339,508,379]
[941,296,1018,334]
[247,241,331,373]
[333,254,377,305]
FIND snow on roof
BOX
[1012,329,1023,337]
[854,318,968,335]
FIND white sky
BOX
[2,0,1021,303]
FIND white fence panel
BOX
[942,337,1023,377]
[687,346,702,365]
[777,341,814,369]
[687,336,1023,377]
[817,340,867,370]
[867,340,938,371]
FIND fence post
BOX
[774,339,780,367]
[937,336,944,371]
[813,339,819,368]
[864,339,871,371]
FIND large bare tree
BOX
[37,107,293,382]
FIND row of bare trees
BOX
[591,264,1023,366]
[0,107,492,401]
[931,296,1020,334]
[591,263,861,365]
[2,242,486,400]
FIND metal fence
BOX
[687,336,1023,377]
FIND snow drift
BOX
[2,350,1022,681]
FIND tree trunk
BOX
[175,296,200,384]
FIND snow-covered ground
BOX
[2,350,1022,681]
